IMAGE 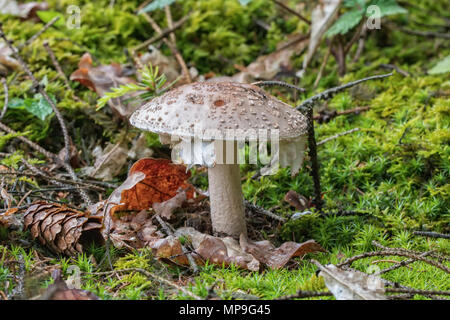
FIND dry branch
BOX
[0,78,8,120]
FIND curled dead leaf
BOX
[149,227,325,271]
[70,52,139,118]
[111,158,194,214]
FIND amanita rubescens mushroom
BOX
[130,82,308,238]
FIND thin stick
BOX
[272,0,310,24]
[317,128,360,146]
[385,288,450,297]
[90,141,122,177]
[375,251,434,275]
[306,107,322,211]
[276,290,332,300]
[0,78,8,120]
[141,13,192,83]
[0,121,58,161]
[313,48,331,88]
[0,28,70,162]
[155,215,199,273]
[252,80,305,93]
[314,106,371,123]
[132,14,191,52]
[413,231,450,240]
[88,268,202,300]
[379,64,410,77]
[0,171,105,192]
[398,27,450,39]
[296,73,394,111]
[244,200,286,222]
[42,42,71,89]
[352,24,367,63]
[18,16,60,49]
[337,250,450,274]
[165,5,176,43]
[0,27,92,205]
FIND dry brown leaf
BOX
[242,237,327,269]
[284,190,310,211]
[138,46,180,83]
[70,52,140,118]
[39,270,99,300]
[0,207,22,230]
[111,158,194,214]
[0,0,48,20]
[315,261,386,300]
[210,34,308,84]
[152,190,187,220]
[0,41,21,76]
[302,0,342,71]
[149,227,324,271]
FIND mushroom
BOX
[130,82,308,238]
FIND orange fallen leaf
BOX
[111,158,194,215]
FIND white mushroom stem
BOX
[208,163,247,238]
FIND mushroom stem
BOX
[208,163,247,238]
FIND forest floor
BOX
[0,0,448,300]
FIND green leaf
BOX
[10,94,55,121]
[238,0,253,5]
[7,98,25,109]
[428,55,450,75]
[36,11,66,28]
[26,94,54,121]
[326,9,364,37]
[343,0,366,9]
[367,0,407,17]
[139,0,177,13]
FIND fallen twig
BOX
[317,128,360,146]
[379,63,410,77]
[0,121,58,161]
[0,78,8,120]
[141,13,192,83]
[313,48,331,88]
[0,27,92,205]
[88,268,202,300]
[252,80,305,93]
[337,250,450,274]
[18,16,60,49]
[244,200,286,223]
[43,41,80,102]
[165,5,177,44]
[385,287,450,297]
[305,106,322,211]
[272,0,310,24]
[413,231,450,240]
[132,14,191,52]
[276,290,332,300]
[398,27,450,39]
[0,171,105,192]
[296,73,393,111]
[375,251,434,275]
[155,215,199,274]
[314,106,371,123]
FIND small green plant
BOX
[96,64,179,110]
[326,0,407,37]
[139,0,177,13]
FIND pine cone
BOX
[23,202,104,256]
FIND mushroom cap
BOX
[130,82,308,141]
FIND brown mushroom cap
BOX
[130,82,307,140]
